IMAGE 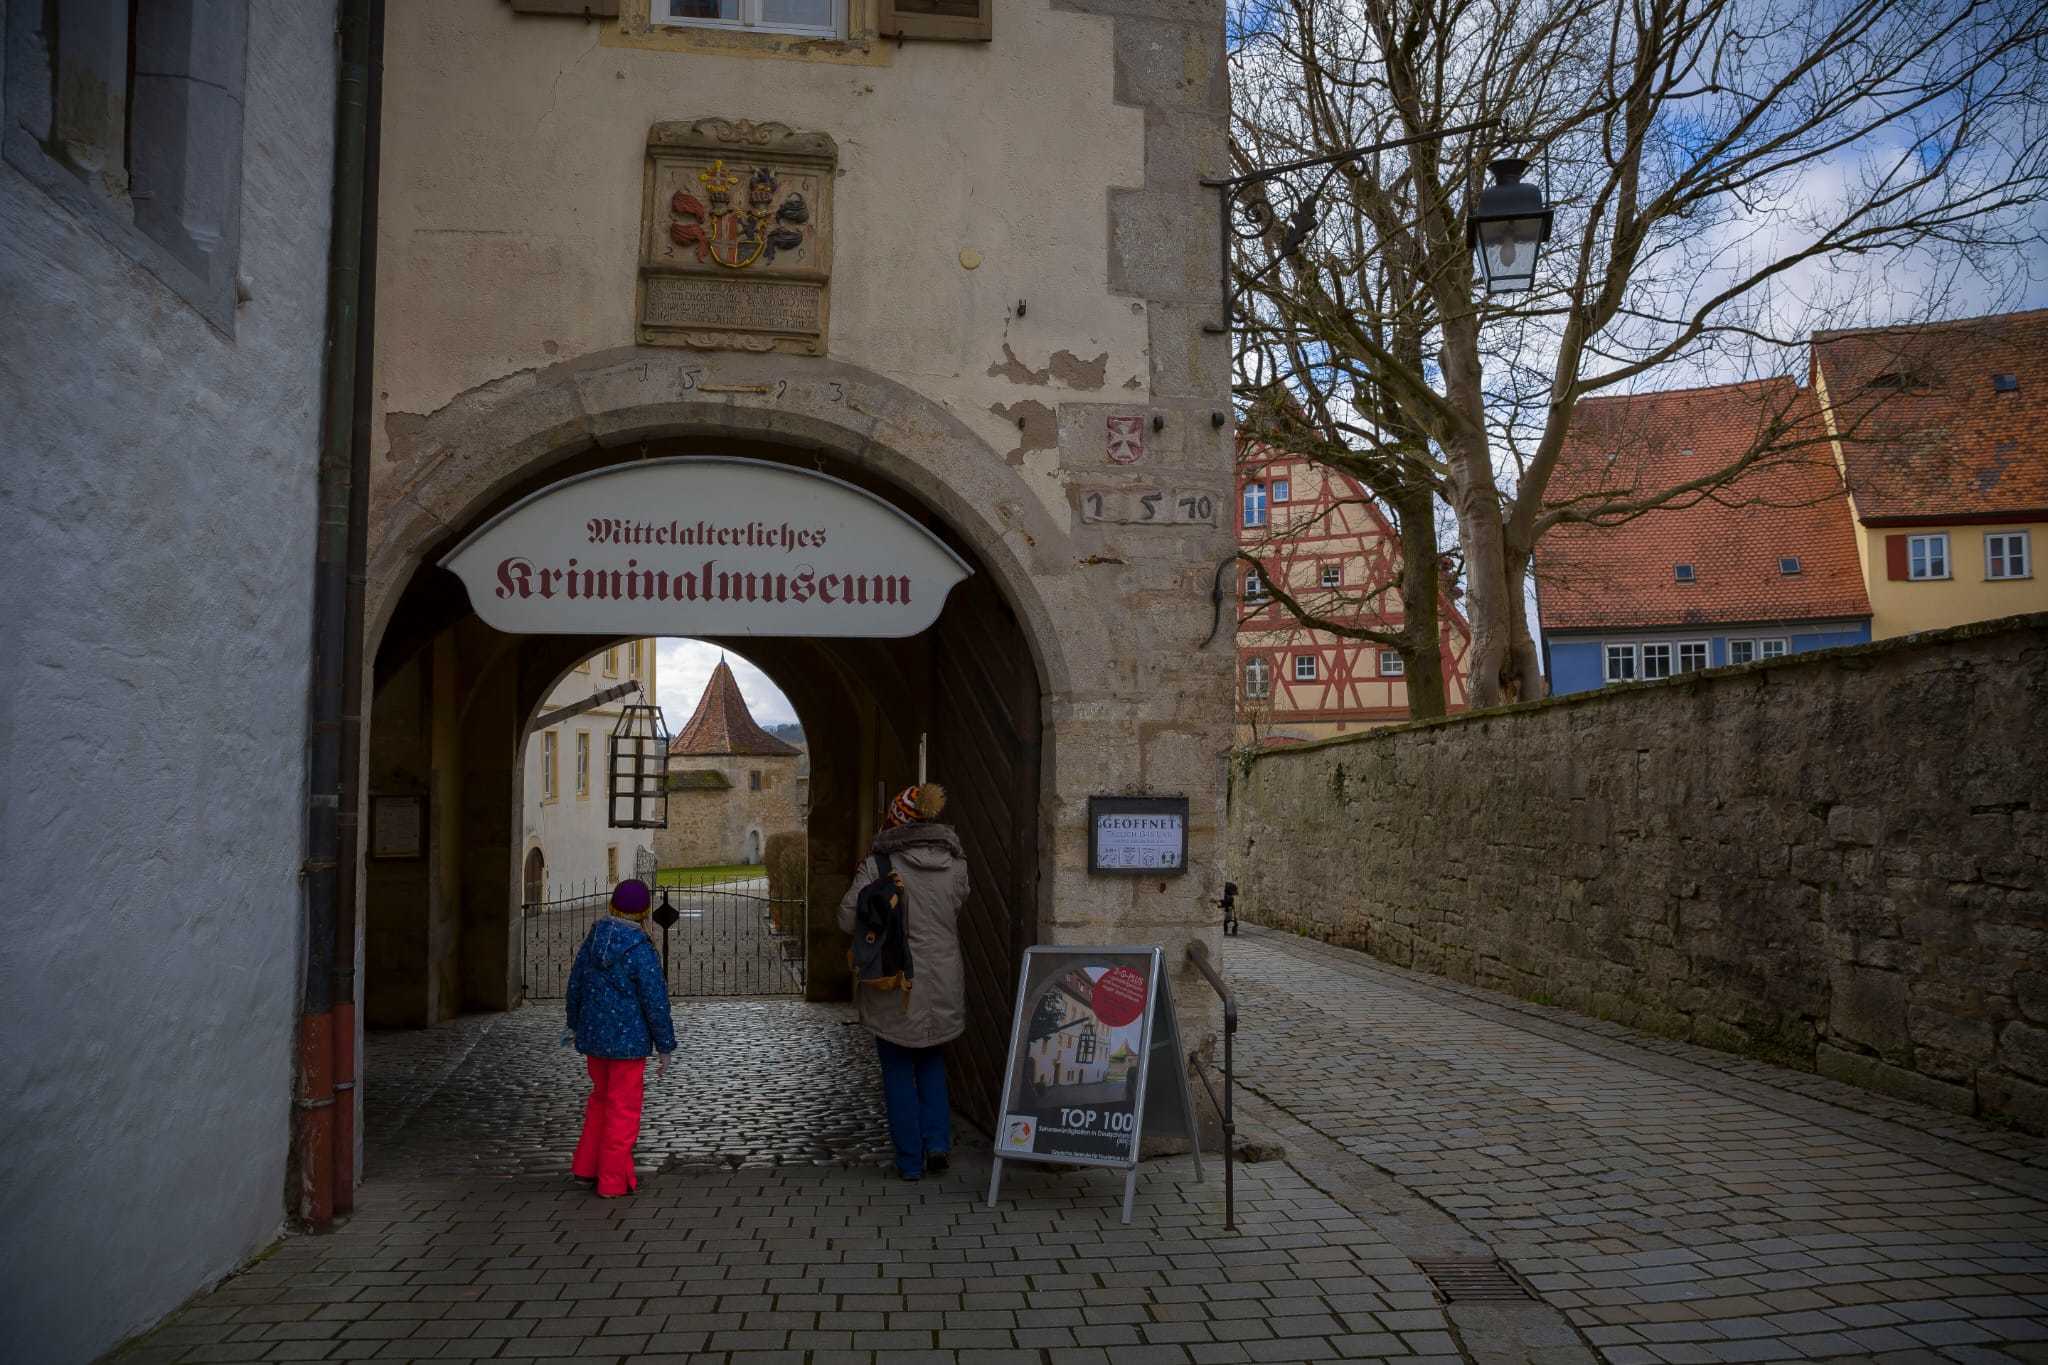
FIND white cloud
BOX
[653,638,800,732]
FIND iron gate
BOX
[522,870,808,999]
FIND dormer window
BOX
[1780,556,1802,576]
[1674,564,1696,583]
[1867,370,1919,390]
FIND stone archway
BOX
[360,355,1087,1127]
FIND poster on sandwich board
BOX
[986,945,1202,1223]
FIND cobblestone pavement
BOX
[366,1001,898,1178]
[1233,927,2048,1364]
[113,927,2048,1364]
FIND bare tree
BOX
[1229,0,2048,705]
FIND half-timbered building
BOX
[1235,446,1472,745]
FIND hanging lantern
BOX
[608,692,670,829]
[1467,157,1552,294]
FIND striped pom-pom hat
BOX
[884,783,947,829]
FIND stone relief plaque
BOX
[638,118,836,356]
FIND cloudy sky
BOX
[653,638,800,733]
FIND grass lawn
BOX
[655,864,763,887]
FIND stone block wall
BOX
[1230,614,2048,1133]
[653,754,805,868]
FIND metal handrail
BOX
[1185,939,1237,1231]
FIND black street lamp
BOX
[1467,158,1552,293]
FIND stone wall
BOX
[653,753,805,868]
[0,4,336,1358]
[1230,615,2048,1134]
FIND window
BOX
[1243,657,1271,699]
[877,0,992,40]
[1320,565,1341,590]
[629,641,642,676]
[1759,639,1788,659]
[1243,483,1268,528]
[1604,644,1638,682]
[4,2,251,332]
[1294,655,1318,682]
[1641,643,1674,679]
[603,648,619,676]
[1728,639,1756,666]
[1986,531,2031,580]
[541,730,559,801]
[1243,569,1266,601]
[1379,650,1405,677]
[657,0,843,37]
[1908,534,1949,580]
[575,731,591,797]
[576,657,591,673]
[606,846,619,883]
[1993,373,2019,394]
[1673,564,1696,583]
[1780,556,1803,575]
[1076,1024,1097,1063]
[1272,478,1291,503]
[750,770,763,792]
[1677,641,1709,673]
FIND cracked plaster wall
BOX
[368,0,1235,1004]
[0,3,334,1360]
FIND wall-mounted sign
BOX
[1088,796,1189,875]
[987,945,1201,1223]
[368,794,425,860]
[439,458,972,638]
[638,119,836,356]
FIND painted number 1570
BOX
[1080,489,1218,526]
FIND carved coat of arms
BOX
[638,120,836,356]
[1106,415,1147,464]
[669,160,813,270]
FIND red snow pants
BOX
[571,1056,646,1196]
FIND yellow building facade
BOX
[1814,310,2048,640]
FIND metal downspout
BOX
[331,0,384,1219]
[298,0,375,1229]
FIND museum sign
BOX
[440,457,972,638]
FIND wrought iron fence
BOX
[522,871,807,1000]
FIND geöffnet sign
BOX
[439,458,972,638]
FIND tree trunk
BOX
[1391,475,1447,720]
[1450,437,1512,710]
[1501,547,1543,702]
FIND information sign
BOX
[1088,796,1189,875]
[987,945,1202,1223]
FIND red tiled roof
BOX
[669,660,799,757]
[1539,378,1871,632]
[1813,307,2048,523]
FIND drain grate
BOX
[1413,1256,1535,1303]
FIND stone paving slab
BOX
[1231,927,2048,1363]
[112,1157,1476,1364]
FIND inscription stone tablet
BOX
[637,118,835,356]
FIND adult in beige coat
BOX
[837,783,971,1180]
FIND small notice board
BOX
[987,945,1202,1223]
[1088,796,1189,875]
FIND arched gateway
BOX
[357,350,1228,1151]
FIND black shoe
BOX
[573,1175,596,1187]
[926,1152,950,1174]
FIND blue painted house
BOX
[1536,378,1873,695]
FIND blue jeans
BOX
[875,1037,950,1176]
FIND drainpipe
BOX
[298,0,381,1228]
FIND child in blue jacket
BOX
[565,879,676,1196]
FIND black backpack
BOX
[848,852,913,996]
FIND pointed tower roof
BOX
[669,660,800,757]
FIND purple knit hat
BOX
[610,878,652,916]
